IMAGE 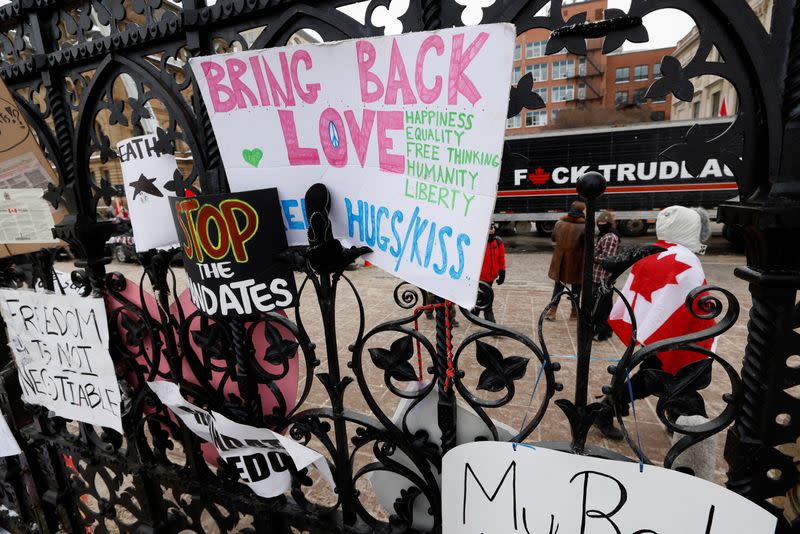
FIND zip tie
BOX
[517,359,547,435]
[512,442,536,452]
[625,367,645,473]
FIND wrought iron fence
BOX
[0,0,796,532]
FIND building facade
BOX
[671,0,774,121]
[506,0,673,135]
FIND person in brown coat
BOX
[546,201,586,321]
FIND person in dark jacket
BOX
[592,210,620,341]
[475,223,506,322]
[546,201,586,321]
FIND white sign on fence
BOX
[117,134,180,252]
[189,24,515,308]
[0,410,20,457]
[148,381,334,498]
[442,442,777,534]
[0,289,122,432]
[0,188,57,245]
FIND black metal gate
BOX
[0,0,797,532]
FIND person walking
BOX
[475,223,506,322]
[546,201,586,321]
[592,211,620,341]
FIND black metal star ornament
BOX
[130,173,163,200]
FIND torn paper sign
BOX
[148,381,334,497]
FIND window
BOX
[651,93,666,103]
[615,67,630,83]
[634,65,649,81]
[552,85,574,102]
[507,114,521,128]
[512,67,521,84]
[633,88,648,104]
[615,91,628,105]
[551,108,560,124]
[527,63,548,82]
[534,87,548,103]
[525,110,547,127]
[579,57,586,76]
[692,101,701,118]
[552,60,575,79]
[653,63,662,78]
[526,40,547,58]
[578,83,586,100]
[711,91,722,117]
[651,111,666,121]
[514,44,521,60]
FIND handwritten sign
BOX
[170,188,296,316]
[442,442,777,533]
[117,134,180,252]
[0,290,122,433]
[0,411,20,457]
[190,24,515,308]
[148,381,334,497]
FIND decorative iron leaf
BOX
[507,73,545,119]
[369,336,417,382]
[262,322,299,366]
[602,9,648,54]
[475,341,529,392]
[646,56,694,102]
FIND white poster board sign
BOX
[189,24,515,308]
[0,188,57,244]
[0,411,20,457]
[148,381,334,498]
[117,134,180,252]
[442,442,777,534]
[0,289,122,433]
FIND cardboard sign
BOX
[0,290,122,433]
[442,442,777,534]
[0,411,21,458]
[117,134,181,252]
[148,381,334,497]
[189,24,515,308]
[0,78,64,258]
[170,188,296,316]
[0,189,58,244]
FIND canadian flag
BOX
[608,241,717,375]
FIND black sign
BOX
[170,188,296,316]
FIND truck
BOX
[494,119,739,237]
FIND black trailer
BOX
[495,119,740,236]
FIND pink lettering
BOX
[291,50,321,104]
[385,39,417,105]
[225,58,258,109]
[416,35,444,104]
[344,109,376,168]
[377,111,404,174]
[263,54,295,107]
[448,31,488,106]
[356,40,384,103]
[279,110,319,165]
[201,61,235,113]
[319,108,347,167]
[248,55,271,106]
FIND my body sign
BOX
[189,24,515,308]
[442,442,777,533]
[170,188,296,316]
[148,381,334,498]
[0,290,122,432]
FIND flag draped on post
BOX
[608,240,716,375]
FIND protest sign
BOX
[0,290,122,433]
[189,24,515,308]
[170,188,296,317]
[0,189,58,244]
[442,442,777,534]
[148,381,334,497]
[0,411,21,458]
[117,134,181,252]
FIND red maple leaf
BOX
[528,167,551,185]
[629,252,691,303]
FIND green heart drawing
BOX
[242,148,263,167]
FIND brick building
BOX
[506,0,673,135]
